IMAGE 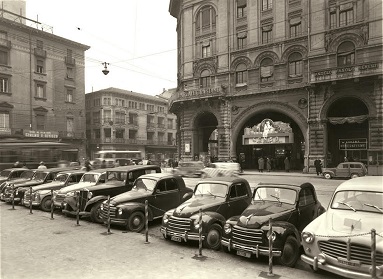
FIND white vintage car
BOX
[301,176,383,279]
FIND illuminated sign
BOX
[339,138,367,150]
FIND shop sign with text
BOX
[339,138,367,150]
[24,130,59,138]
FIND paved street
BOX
[1,172,346,279]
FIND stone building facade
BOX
[168,0,382,173]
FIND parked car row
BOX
[1,165,382,279]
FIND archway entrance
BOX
[236,111,304,171]
[193,111,218,164]
[327,97,369,166]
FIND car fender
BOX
[85,195,108,211]
[181,192,193,203]
[118,202,154,221]
[322,170,335,176]
[270,221,301,247]
[199,211,226,232]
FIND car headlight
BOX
[100,203,104,210]
[117,208,123,215]
[302,231,315,243]
[33,191,40,200]
[87,191,93,199]
[193,218,201,229]
[224,223,232,234]
[162,213,171,224]
[66,191,75,197]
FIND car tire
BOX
[203,224,222,250]
[90,201,103,223]
[40,196,52,212]
[127,211,145,232]
[350,173,359,179]
[323,173,332,179]
[277,236,300,267]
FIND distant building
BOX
[85,87,177,163]
[168,0,382,174]
[0,8,90,162]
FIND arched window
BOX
[337,41,355,66]
[200,69,211,88]
[288,52,303,77]
[196,6,216,32]
[260,58,273,82]
[236,63,247,85]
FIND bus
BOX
[0,140,78,171]
[93,150,142,166]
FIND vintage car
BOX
[52,169,107,209]
[301,176,383,279]
[23,170,85,211]
[0,168,28,185]
[221,182,325,267]
[200,162,241,178]
[0,169,36,197]
[171,161,205,177]
[100,173,193,232]
[161,177,253,250]
[322,162,367,179]
[2,167,77,204]
[61,165,161,223]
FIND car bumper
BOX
[221,237,282,257]
[160,227,203,242]
[301,254,383,279]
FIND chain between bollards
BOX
[29,186,33,214]
[268,217,274,277]
[198,208,203,257]
[107,195,111,234]
[76,191,80,226]
[371,228,377,279]
[50,189,54,220]
[144,200,149,244]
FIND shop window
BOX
[337,41,355,66]
[260,58,274,82]
[236,63,248,85]
[288,52,303,77]
[200,69,211,88]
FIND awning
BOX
[328,115,368,125]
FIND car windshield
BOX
[106,171,126,182]
[0,170,11,178]
[194,183,227,198]
[54,173,68,182]
[132,178,157,192]
[80,173,100,183]
[20,170,34,179]
[253,187,297,205]
[32,172,47,181]
[331,190,383,213]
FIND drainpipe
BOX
[306,0,311,173]
[29,28,33,130]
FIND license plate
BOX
[237,250,251,258]
[171,235,182,242]
[337,257,361,267]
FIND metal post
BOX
[76,191,80,226]
[198,208,203,257]
[11,184,15,210]
[268,217,274,277]
[50,189,54,220]
[371,229,377,279]
[29,186,33,214]
[144,200,149,244]
[107,195,111,234]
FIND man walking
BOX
[314,159,322,175]
[258,157,264,173]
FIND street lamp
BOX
[102,62,110,75]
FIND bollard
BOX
[267,217,274,277]
[50,189,54,220]
[76,191,80,226]
[144,200,149,244]
[371,229,377,279]
[198,208,203,257]
[11,184,15,210]
[29,186,33,214]
[107,195,111,234]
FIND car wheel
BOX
[323,173,332,179]
[127,211,145,232]
[90,201,103,223]
[350,173,359,179]
[40,196,52,212]
[203,224,222,250]
[277,236,300,267]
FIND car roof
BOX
[57,169,86,175]
[108,165,161,172]
[198,176,249,185]
[85,169,107,174]
[2,168,26,171]
[35,167,79,173]
[137,173,178,180]
[256,182,314,191]
[335,176,383,192]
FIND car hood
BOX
[32,181,65,191]
[110,189,151,205]
[57,182,96,194]
[8,178,34,185]
[172,196,226,218]
[236,202,295,229]
[88,181,124,191]
[14,180,44,188]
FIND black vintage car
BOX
[0,169,36,198]
[62,165,161,223]
[0,168,28,185]
[161,177,253,250]
[221,182,325,267]
[100,173,193,232]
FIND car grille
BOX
[319,240,383,265]
[232,226,263,246]
[167,216,191,232]
[54,194,66,204]
[100,203,117,219]
[24,192,31,203]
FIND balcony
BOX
[147,123,156,129]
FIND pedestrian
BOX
[266,157,271,172]
[173,159,178,168]
[344,156,348,162]
[22,162,28,169]
[13,161,22,168]
[258,157,264,173]
[284,157,290,172]
[84,159,92,172]
[38,161,47,169]
[314,159,322,176]
[100,160,107,169]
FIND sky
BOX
[25,0,178,96]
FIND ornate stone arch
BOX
[230,56,252,72]
[254,51,280,68]
[193,2,218,23]
[193,62,216,78]
[328,33,363,53]
[231,101,308,149]
[281,45,307,63]
[190,107,221,129]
